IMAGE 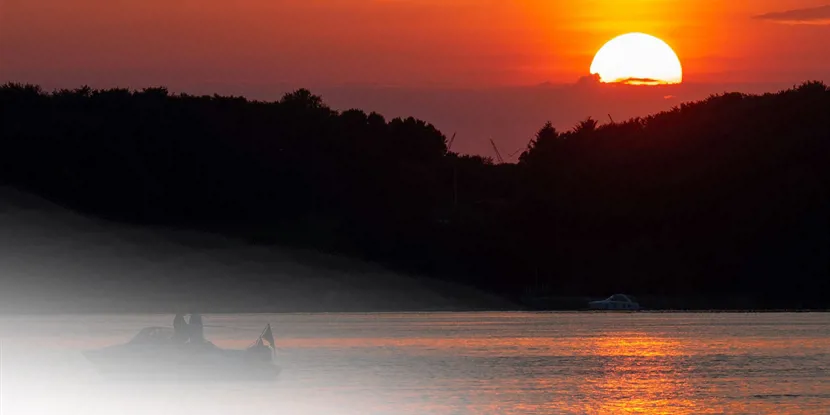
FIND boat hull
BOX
[588,301,640,311]
[83,346,280,382]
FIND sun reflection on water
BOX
[575,332,708,415]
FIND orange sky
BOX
[2,0,830,89]
[2,0,830,156]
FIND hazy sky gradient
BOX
[2,0,829,154]
[3,0,830,87]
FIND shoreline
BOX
[2,307,828,316]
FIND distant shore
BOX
[3,283,828,315]
[2,300,828,315]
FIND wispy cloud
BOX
[754,5,830,25]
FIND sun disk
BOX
[590,33,683,85]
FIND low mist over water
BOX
[3,312,830,415]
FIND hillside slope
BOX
[0,187,516,313]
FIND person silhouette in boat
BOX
[188,313,205,344]
[173,313,188,343]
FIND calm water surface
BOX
[1,312,829,415]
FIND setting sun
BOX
[589,33,683,86]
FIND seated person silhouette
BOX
[172,313,189,343]
[188,313,205,344]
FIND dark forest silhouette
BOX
[1,82,829,309]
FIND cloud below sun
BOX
[755,4,830,25]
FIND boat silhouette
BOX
[83,316,280,381]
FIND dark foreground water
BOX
[1,312,829,415]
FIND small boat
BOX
[588,294,641,311]
[83,317,280,381]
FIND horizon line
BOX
[2,79,815,92]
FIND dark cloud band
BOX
[755,5,830,25]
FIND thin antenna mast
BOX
[489,138,504,164]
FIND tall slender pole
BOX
[453,166,458,209]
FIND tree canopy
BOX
[2,81,829,308]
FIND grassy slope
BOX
[0,186,517,314]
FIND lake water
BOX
[1,312,829,415]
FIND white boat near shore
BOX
[588,294,641,311]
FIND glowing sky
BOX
[2,0,829,88]
[2,0,829,156]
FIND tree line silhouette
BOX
[1,82,829,308]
